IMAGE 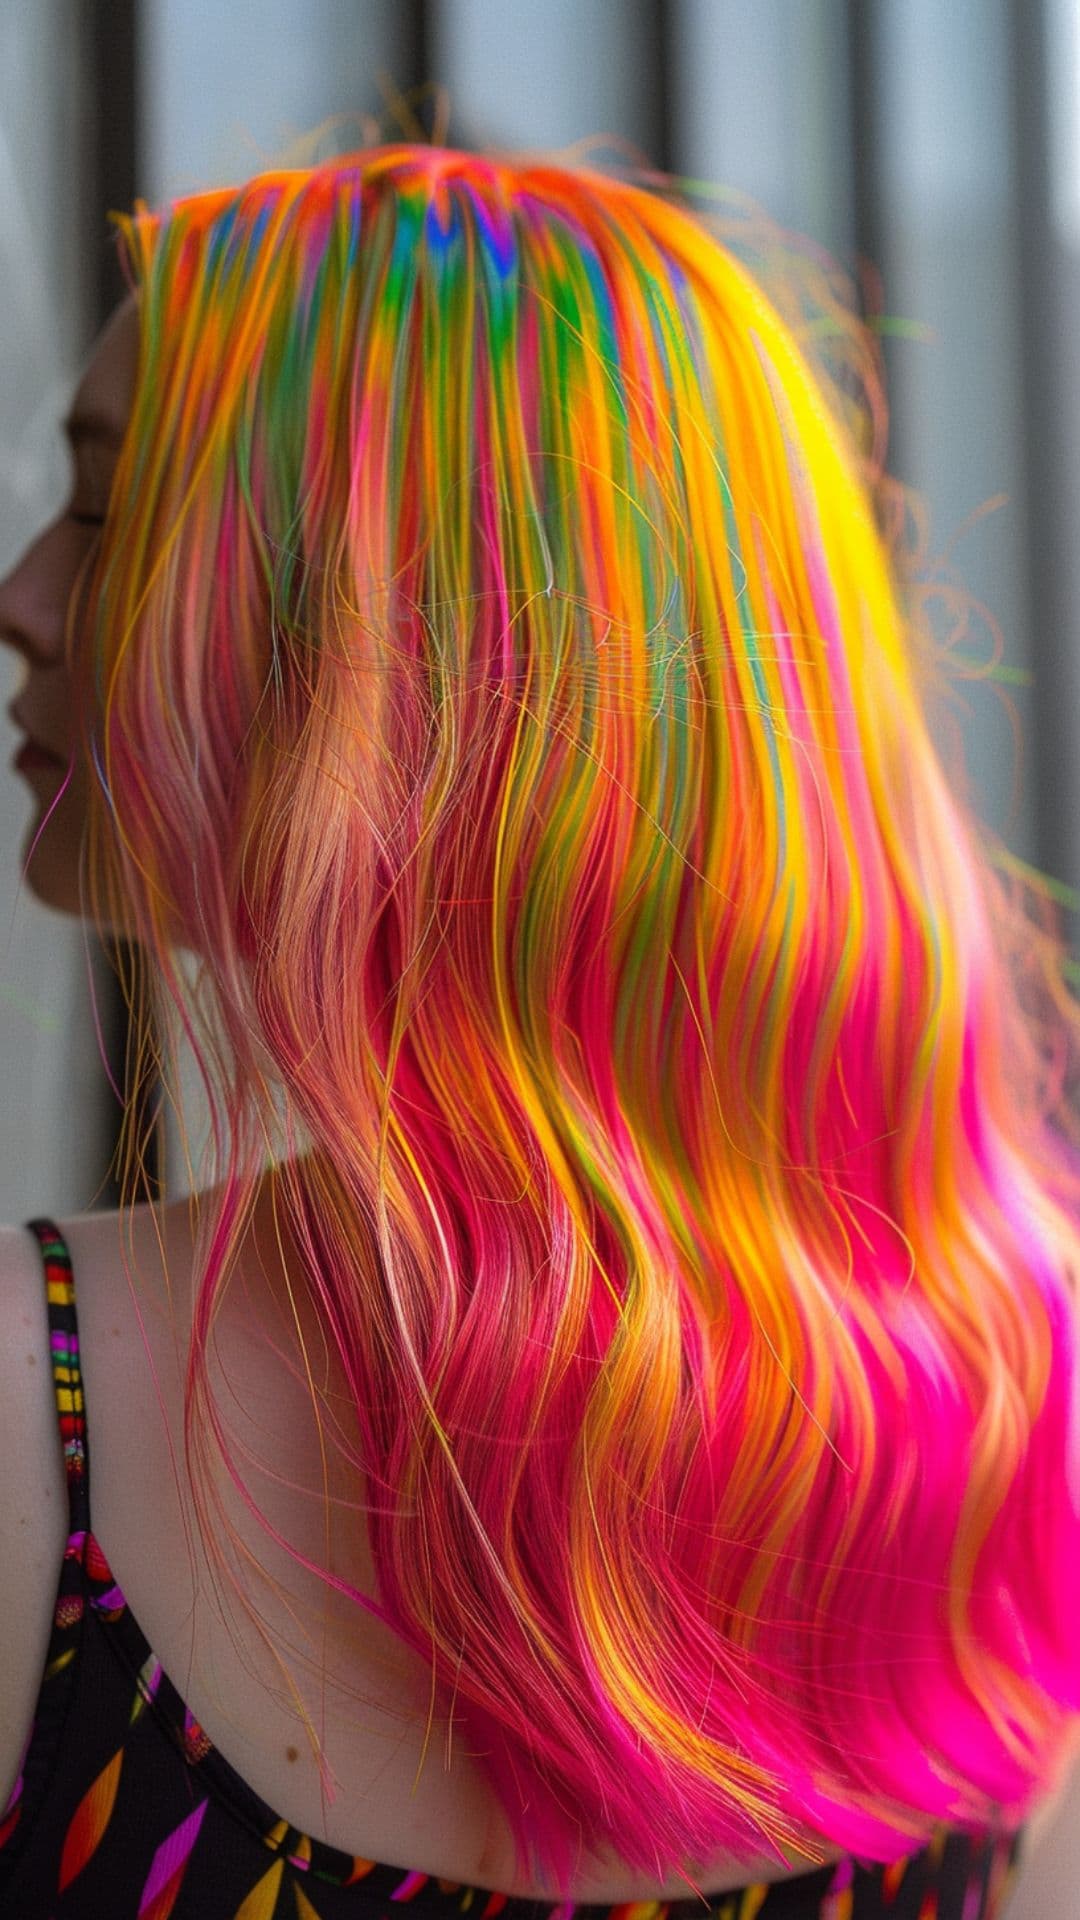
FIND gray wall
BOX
[0,0,117,1219]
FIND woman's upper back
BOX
[0,1187,1031,1914]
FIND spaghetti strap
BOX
[24,1218,90,1542]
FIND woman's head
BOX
[13,144,968,1113]
[8,140,1080,1893]
[0,146,960,982]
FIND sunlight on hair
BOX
[63,92,1080,1899]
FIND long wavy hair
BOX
[68,134,1080,1896]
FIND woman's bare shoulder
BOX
[1022,1737,1080,1859]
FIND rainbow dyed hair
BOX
[72,139,1080,1895]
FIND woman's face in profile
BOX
[0,294,138,917]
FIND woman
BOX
[0,139,1076,1918]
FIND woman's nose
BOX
[0,522,74,668]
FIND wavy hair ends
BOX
[73,138,1080,1895]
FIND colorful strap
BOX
[24,1219,89,1541]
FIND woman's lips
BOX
[13,737,64,772]
[7,703,64,764]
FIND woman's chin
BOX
[18,853,87,919]
[15,798,87,919]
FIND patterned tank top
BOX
[0,1218,1028,1918]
